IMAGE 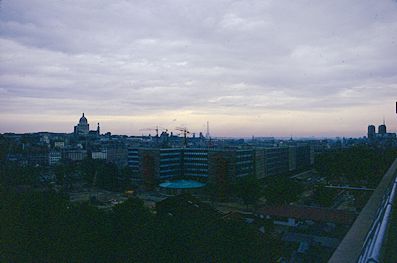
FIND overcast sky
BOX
[1,0,396,137]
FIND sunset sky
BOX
[1,0,396,137]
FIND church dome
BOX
[79,113,88,124]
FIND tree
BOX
[96,162,119,190]
[235,174,263,208]
[264,176,304,205]
[314,146,397,188]
[0,163,42,187]
[312,185,337,207]
[54,162,74,185]
[111,198,154,261]
[1,188,277,263]
[79,157,97,184]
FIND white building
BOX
[92,151,107,160]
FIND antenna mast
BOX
[205,121,210,139]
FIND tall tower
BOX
[205,121,210,139]
[378,118,386,135]
[368,125,375,140]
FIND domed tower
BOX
[79,113,88,125]
[74,113,90,136]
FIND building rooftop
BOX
[256,205,357,225]
[159,180,206,189]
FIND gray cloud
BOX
[1,0,397,135]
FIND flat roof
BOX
[256,205,357,225]
[159,180,206,189]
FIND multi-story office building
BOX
[295,144,311,170]
[288,147,297,171]
[204,148,255,198]
[137,148,183,183]
[254,148,265,179]
[127,147,254,184]
[127,144,313,188]
[127,147,140,173]
[233,148,255,178]
[263,147,290,177]
[158,148,183,179]
[183,148,209,179]
[104,144,128,167]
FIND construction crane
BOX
[175,127,190,147]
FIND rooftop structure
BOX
[159,180,206,189]
[256,205,356,225]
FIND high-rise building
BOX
[295,144,311,170]
[378,124,387,135]
[262,147,290,177]
[183,148,209,179]
[368,125,376,140]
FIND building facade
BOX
[263,147,290,177]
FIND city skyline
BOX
[1,111,396,139]
[1,0,397,137]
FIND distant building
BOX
[255,205,356,227]
[49,151,61,165]
[104,144,128,167]
[254,148,265,179]
[367,122,396,146]
[127,147,140,174]
[73,113,100,137]
[378,124,386,135]
[263,147,290,177]
[138,148,183,189]
[28,151,49,166]
[92,151,107,160]
[62,149,87,161]
[367,125,376,140]
[74,113,89,136]
[289,147,297,171]
[295,144,311,170]
[183,148,209,179]
[127,144,314,187]
[127,147,254,187]
[207,148,254,187]
[54,141,65,149]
